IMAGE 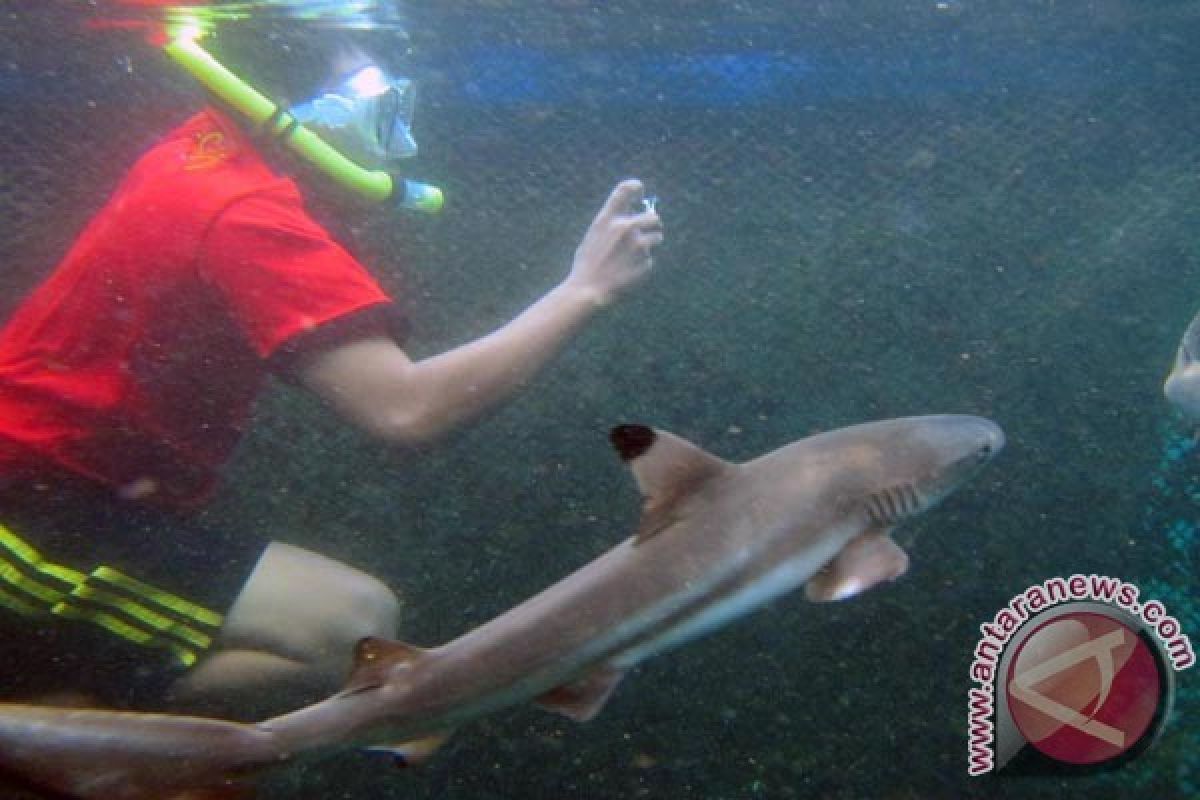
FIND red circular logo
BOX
[1005,612,1162,765]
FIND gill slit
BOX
[867,482,921,526]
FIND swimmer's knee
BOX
[327,571,401,644]
[277,555,401,660]
[222,542,400,664]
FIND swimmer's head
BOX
[212,30,418,170]
[292,58,418,169]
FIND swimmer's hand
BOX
[565,179,664,307]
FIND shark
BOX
[0,414,1003,799]
[1165,309,1200,421]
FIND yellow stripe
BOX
[68,584,214,651]
[0,523,52,567]
[0,557,69,606]
[0,522,219,666]
[0,525,86,586]
[41,562,88,586]
[53,600,154,644]
[0,522,87,587]
[54,603,198,667]
[0,584,44,616]
[92,566,223,629]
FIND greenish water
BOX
[3,2,1199,798]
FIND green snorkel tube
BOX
[162,31,444,213]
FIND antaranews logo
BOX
[967,574,1194,776]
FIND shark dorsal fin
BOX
[610,424,730,543]
[344,636,428,694]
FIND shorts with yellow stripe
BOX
[0,476,266,705]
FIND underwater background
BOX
[2,1,1199,797]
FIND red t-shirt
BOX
[0,108,395,507]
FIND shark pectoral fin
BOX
[804,529,910,603]
[344,636,428,694]
[535,664,627,722]
[363,731,453,767]
[609,425,732,544]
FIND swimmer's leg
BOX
[168,541,399,717]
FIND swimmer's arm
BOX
[299,285,599,444]
[299,181,662,445]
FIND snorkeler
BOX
[0,33,663,714]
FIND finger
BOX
[599,179,644,220]
[629,209,661,230]
[633,218,663,237]
[637,230,665,251]
[636,223,664,244]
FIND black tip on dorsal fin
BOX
[609,424,733,544]
[610,424,656,461]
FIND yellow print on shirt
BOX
[185,131,231,171]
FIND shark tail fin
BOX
[0,704,275,800]
[609,424,731,543]
[0,776,250,800]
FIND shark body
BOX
[0,415,1003,799]
[1165,309,1200,420]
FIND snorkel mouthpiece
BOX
[397,179,444,213]
[161,32,442,213]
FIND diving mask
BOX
[292,65,418,167]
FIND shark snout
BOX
[944,416,1004,477]
[975,418,1005,462]
[916,414,1005,492]
[918,414,1005,464]
[1165,367,1200,422]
